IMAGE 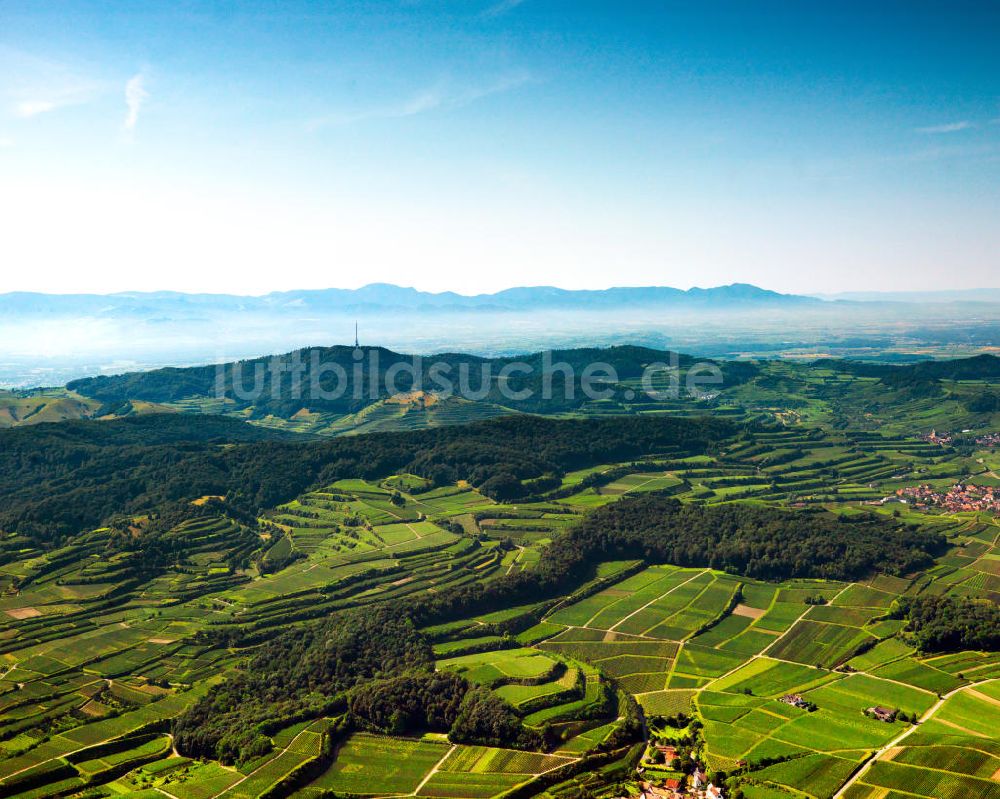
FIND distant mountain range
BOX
[8,283,1000,318]
[4,283,1000,390]
[0,283,818,314]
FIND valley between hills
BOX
[0,348,997,799]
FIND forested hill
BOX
[808,354,1000,405]
[818,353,1000,382]
[0,412,734,542]
[414,494,945,625]
[0,412,290,448]
[549,494,943,581]
[66,344,758,417]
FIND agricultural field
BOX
[300,734,449,795]
[843,683,1000,798]
[294,734,577,798]
[0,395,997,799]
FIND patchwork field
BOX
[846,686,1000,799]
[295,734,577,798]
[0,416,997,799]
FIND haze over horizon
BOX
[1,1,998,297]
[5,281,1000,301]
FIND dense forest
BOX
[174,607,540,764]
[348,671,470,735]
[414,495,945,625]
[67,345,758,418]
[554,496,944,581]
[819,354,1000,382]
[966,390,1000,413]
[174,607,433,763]
[902,595,1000,653]
[0,413,732,542]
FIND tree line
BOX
[900,594,1000,653]
[0,412,732,543]
[409,495,945,626]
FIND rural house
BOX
[867,706,896,722]
[779,694,808,708]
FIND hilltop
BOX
[4,349,1000,443]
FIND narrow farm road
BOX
[708,583,851,687]
[208,724,315,799]
[411,744,457,796]
[831,677,998,799]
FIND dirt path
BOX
[832,678,997,799]
[622,472,671,494]
[506,545,526,576]
[965,687,1000,709]
[411,744,457,796]
[406,522,427,539]
[936,718,990,738]
[708,584,851,687]
[1,728,178,784]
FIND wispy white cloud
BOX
[483,0,528,18]
[10,87,95,118]
[880,141,1000,166]
[123,73,148,132]
[309,70,532,130]
[915,120,973,134]
[2,49,103,119]
[0,136,14,148]
[13,100,55,118]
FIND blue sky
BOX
[0,0,997,295]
